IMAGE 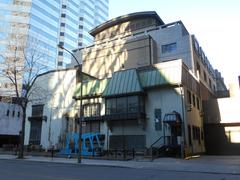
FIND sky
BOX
[109,0,240,86]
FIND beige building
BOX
[71,11,227,156]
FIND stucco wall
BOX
[25,69,78,149]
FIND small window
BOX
[17,111,20,117]
[209,78,212,89]
[192,94,195,107]
[59,41,64,46]
[196,62,201,75]
[61,14,66,18]
[79,34,83,38]
[78,42,82,47]
[187,90,192,104]
[58,61,63,66]
[58,51,63,56]
[60,23,65,27]
[162,43,177,54]
[79,25,83,29]
[60,32,64,36]
[79,17,83,21]
[62,4,66,8]
[12,110,15,117]
[204,71,207,81]
[155,109,162,131]
[196,97,200,110]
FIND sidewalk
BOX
[0,154,240,175]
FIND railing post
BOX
[114,148,117,158]
[92,147,95,157]
[151,147,153,161]
[132,148,135,159]
[123,149,126,160]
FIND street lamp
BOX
[58,44,83,163]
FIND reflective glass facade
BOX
[0,0,108,95]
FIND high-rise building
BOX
[0,0,109,96]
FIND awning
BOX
[102,69,143,97]
[73,79,109,99]
[163,112,182,125]
[138,65,182,88]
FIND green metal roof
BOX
[73,62,182,99]
[138,65,182,88]
[102,69,143,97]
[73,79,109,99]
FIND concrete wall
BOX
[145,88,182,147]
[25,68,78,149]
[82,34,152,79]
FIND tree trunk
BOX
[18,106,26,159]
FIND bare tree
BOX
[0,35,48,158]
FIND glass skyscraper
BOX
[0,0,109,96]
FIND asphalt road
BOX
[0,159,239,180]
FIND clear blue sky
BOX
[109,0,240,86]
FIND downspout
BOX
[149,36,152,65]
[179,83,186,158]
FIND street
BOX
[0,159,239,180]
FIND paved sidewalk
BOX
[1,154,240,175]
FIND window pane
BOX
[162,43,177,54]
[116,97,127,113]
[106,99,116,115]
[32,105,44,116]
[127,96,138,113]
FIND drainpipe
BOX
[179,84,185,158]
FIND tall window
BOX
[187,90,192,104]
[162,43,177,54]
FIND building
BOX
[72,11,227,156]
[24,68,79,149]
[0,0,109,96]
[24,11,227,157]
[0,97,22,148]
[24,67,96,149]
[204,76,240,155]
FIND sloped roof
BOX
[73,79,109,99]
[138,65,182,88]
[102,69,143,97]
[73,61,183,99]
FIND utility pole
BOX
[58,44,83,163]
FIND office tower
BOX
[0,0,109,96]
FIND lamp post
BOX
[58,44,83,163]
